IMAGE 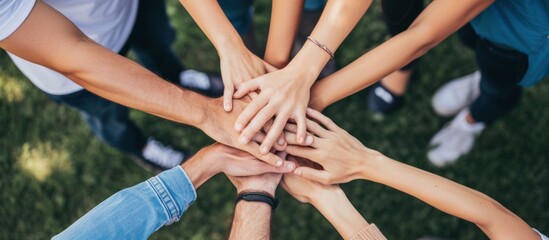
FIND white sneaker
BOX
[141,137,185,170]
[432,71,480,117]
[179,69,211,90]
[428,110,485,167]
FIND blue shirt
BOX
[471,0,549,87]
[53,166,197,240]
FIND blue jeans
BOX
[218,0,326,35]
[458,25,528,124]
[47,90,146,156]
[123,0,185,84]
[48,0,183,155]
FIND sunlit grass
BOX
[17,142,73,182]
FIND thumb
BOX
[294,167,330,184]
[234,78,261,98]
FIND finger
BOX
[305,119,330,138]
[284,123,298,134]
[223,81,234,112]
[295,111,307,144]
[259,110,291,154]
[252,131,266,144]
[262,120,286,150]
[294,167,331,185]
[234,79,261,98]
[243,142,285,167]
[249,160,295,175]
[285,145,318,160]
[235,94,270,133]
[238,101,276,145]
[306,108,341,132]
[284,132,316,147]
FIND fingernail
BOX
[235,123,243,131]
[239,136,248,144]
[277,138,284,146]
[307,108,313,114]
[276,160,283,167]
[260,146,269,154]
[298,137,304,144]
[225,104,231,110]
[305,135,313,145]
[287,162,295,170]
[294,169,302,176]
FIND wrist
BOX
[237,183,278,197]
[217,38,247,59]
[181,152,218,189]
[358,150,389,183]
[288,41,332,83]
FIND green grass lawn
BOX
[1,1,548,239]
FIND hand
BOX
[284,109,384,184]
[219,45,271,112]
[200,98,290,167]
[182,144,294,188]
[233,66,315,154]
[281,156,341,203]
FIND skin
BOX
[282,168,369,240]
[0,1,288,167]
[227,168,283,239]
[308,0,495,111]
[233,0,373,154]
[182,144,294,189]
[283,109,541,240]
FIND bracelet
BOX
[307,36,335,59]
[236,190,279,210]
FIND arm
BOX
[263,0,304,68]
[285,110,540,239]
[177,0,269,112]
[0,1,286,166]
[309,0,494,111]
[281,158,385,240]
[227,165,283,239]
[54,144,293,239]
[234,0,373,153]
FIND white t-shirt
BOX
[535,229,549,240]
[0,0,36,41]
[3,0,138,95]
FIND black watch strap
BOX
[236,191,279,210]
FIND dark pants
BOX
[382,0,528,124]
[459,25,528,124]
[47,0,183,155]
[381,0,424,71]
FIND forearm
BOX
[365,155,538,239]
[54,167,198,239]
[311,188,369,239]
[229,201,272,240]
[287,0,372,85]
[309,0,493,111]
[178,0,244,56]
[0,1,211,128]
[264,0,304,68]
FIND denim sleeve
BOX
[53,166,197,240]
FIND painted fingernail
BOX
[305,135,313,145]
[276,160,283,167]
[239,136,248,144]
[235,123,243,131]
[277,138,284,146]
[294,169,302,176]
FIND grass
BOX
[1,1,548,239]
